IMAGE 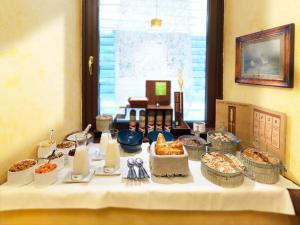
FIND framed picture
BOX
[235,24,294,88]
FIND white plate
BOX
[63,169,95,183]
[95,166,121,176]
[66,132,93,142]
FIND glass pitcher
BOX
[104,129,120,169]
[73,134,90,176]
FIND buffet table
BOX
[0,143,298,215]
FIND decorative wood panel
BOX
[216,100,286,163]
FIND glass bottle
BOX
[73,134,90,176]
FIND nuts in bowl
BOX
[7,159,37,186]
[9,160,36,172]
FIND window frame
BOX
[82,0,223,131]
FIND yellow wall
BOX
[224,0,300,184]
[0,0,82,183]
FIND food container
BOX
[150,142,189,177]
[128,97,149,108]
[57,141,75,155]
[118,129,143,153]
[207,131,240,155]
[178,135,208,160]
[37,140,56,158]
[7,159,37,186]
[39,152,65,170]
[200,152,244,188]
[34,163,58,185]
[240,148,282,184]
[96,114,113,132]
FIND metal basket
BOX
[239,152,282,184]
[200,153,244,188]
[207,131,240,155]
[178,135,208,161]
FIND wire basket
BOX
[239,151,282,184]
[201,162,244,188]
[207,131,240,155]
[178,135,208,161]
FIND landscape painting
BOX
[242,37,283,79]
[235,24,294,88]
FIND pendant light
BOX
[150,0,162,29]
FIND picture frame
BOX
[235,24,294,88]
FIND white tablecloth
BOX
[0,143,298,215]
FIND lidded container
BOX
[96,114,113,132]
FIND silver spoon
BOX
[127,158,137,180]
[135,158,150,179]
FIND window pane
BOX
[99,0,207,121]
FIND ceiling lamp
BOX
[151,0,162,29]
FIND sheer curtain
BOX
[99,0,207,120]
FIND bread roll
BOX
[156,133,166,144]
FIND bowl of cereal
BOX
[7,159,37,186]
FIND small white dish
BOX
[7,159,37,186]
[56,141,76,155]
[63,169,95,183]
[66,132,93,142]
[95,166,121,176]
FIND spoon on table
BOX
[127,158,137,180]
[135,158,150,179]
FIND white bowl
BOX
[7,159,37,186]
[34,166,58,185]
[40,156,64,170]
[56,141,76,155]
[37,141,56,158]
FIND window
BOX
[99,0,207,121]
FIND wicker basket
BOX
[178,135,208,161]
[200,162,244,188]
[207,131,240,155]
[239,152,281,184]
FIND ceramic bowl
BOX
[37,140,56,158]
[34,164,58,185]
[118,129,143,153]
[56,141,76,155]
[147,131,173,145]
[7,159,37,186]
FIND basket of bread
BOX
[150,133,189,177]
[240,147,284,184]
